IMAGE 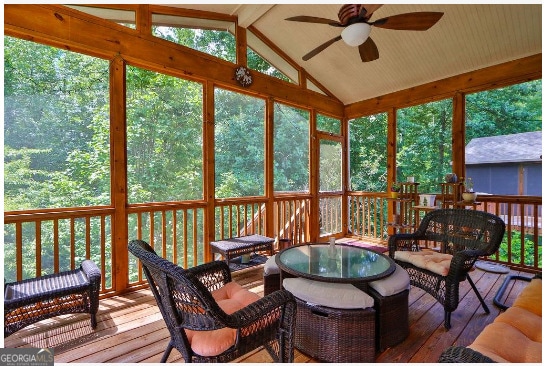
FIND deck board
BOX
[3,255,532,363]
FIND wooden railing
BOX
[4,193,541,297]
[214,197,268,240]
[318,194,343,237]
[347,192,542,273]
[4,207,115,295]
[347,192,388,242]
[127,202,207,286]
[273,195,311,245]
[477,195,542,273]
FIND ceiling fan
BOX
[286,4,443,62]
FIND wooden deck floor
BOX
[3,259,531,363]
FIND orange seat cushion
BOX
[184,281,260,357]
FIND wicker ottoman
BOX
[4,260,101,337]
[293,297,376,362]
[368,288,409,351]
[366,263,410,351]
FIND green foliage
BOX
[4,36,110,209]
[319,140,342,191]
[396,99,452,193]
[126,66,204,203]
[247,47,292,82]
[214,88,266,198]
[274,103,310,192]
[497,232,542,267]
[466,80,542,142]
[152,26,236,63]
[349,113,388,192]
[317,114,341,135]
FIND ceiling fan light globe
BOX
[341,23,371,46]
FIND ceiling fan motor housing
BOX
[338,4,363,25]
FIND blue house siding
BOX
[465,131,542,197]
[467,164,515,195]
[467,162,542,196]
[525,163,542,196]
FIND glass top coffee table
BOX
[275,243,395,287]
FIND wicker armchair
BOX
[388,209,505,329]
[128,240,297,363]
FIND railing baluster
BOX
[183,209,188,268]
[16,222,23,281]
[100,215,106,291]
[172,209,178,265]
[85,216,91,260]
[53,219,59,273]
[70,218,75,270]
[4,193,540,296]
[35,220,42,277]
[192,208,198,266]
[162,210,167,259]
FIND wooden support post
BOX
[387,108,397,235]
[111,55,129,293]
[452,92,465,179]
[265,98,275,238]
[204,81,216,262]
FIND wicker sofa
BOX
[439,274,541,363]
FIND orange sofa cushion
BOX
[185,281,260,357]
[513,278,542,317]
[468,278,542,363]
[470,320,541,363]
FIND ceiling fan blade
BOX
[285,16,342,27]
[372,12,444,31]
[358,37,379,62]
[302,35,343,61]
[360,4,383,20]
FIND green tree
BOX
[397,99,452,193]
[466,80,542,142]
[126,66,204,203]
[349,113,388,192]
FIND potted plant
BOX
[462,177,477,202]
[390,183,401,198]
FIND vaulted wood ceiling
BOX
[170,4,542,105]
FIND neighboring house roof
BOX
[465,131,542,164]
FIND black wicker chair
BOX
[388,209,505,329]
[128,239,297,363]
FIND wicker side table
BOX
[210,234,274,265]
[4,260,101,337]
[294,297,376,363]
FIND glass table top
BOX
[276,243,395,283]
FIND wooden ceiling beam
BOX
[345,54,541,118]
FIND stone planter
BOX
[462,192,477,202]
